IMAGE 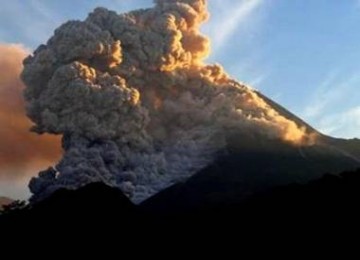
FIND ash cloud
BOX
[0,43,61,180]
[22,0,311,203]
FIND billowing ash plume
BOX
[22,0,312,203]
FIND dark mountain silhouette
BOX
[0,183,139,231]
[141,131,360,214]
[1,169,360,233]
[137,91,360,214]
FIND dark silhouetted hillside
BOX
[0,182,139,230]
[141,132,360,214]
[1,169,360,233]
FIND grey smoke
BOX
[22,0,309,203]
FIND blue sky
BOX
[1,0,359,139]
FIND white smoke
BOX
[22,0,310,203]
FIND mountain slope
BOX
[141,130,360,213]
[2,170,360,234]
[0,183,138,228]
[257,90,360,160]
[140,94,360,213]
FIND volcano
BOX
[18,0,360,207]
[141,100,360,212]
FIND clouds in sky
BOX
[200,0,270,102]
[0,43,61,181]
[317,106,360,139]
[203,0,264,57]
[301,70,360,138]
[0,0,63,49]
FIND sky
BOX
[0,0,360,198]
[1,0,360,139]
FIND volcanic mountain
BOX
[18,0,360,207]
[142,100,360,212]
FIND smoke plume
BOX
[22,0,311,203]
[0,43,61,180]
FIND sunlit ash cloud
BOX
[0,43,61,181]
[20,0,313,204]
